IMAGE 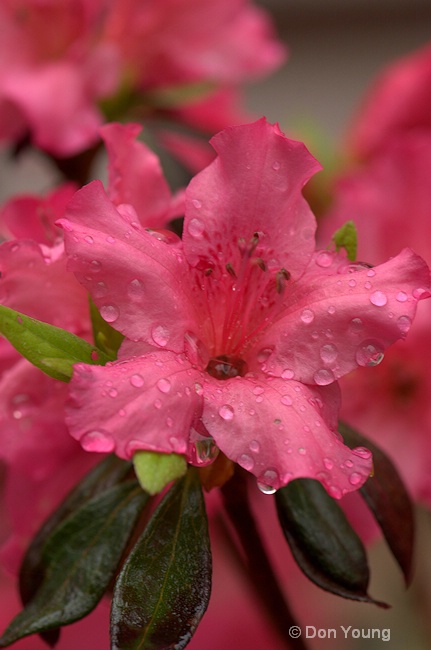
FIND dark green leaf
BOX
[339,420,415,584]
[275,479,387,606]
[111,469,211,650]
[0,305,113,382]
[89,298,124,358]
[0,480,149,647]
[20,455,132,606]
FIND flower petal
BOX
[253,248,431,384]
[100,122,183,227]
[66,350,204,459]
[202,375,372,496]
[183,118,321,279]
[58,181,198,351]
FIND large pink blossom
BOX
[0,122,178,570]
[59,119,430,497]
[0,0,285,157]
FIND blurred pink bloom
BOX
[319,43,431,505]
[59,119,429,496]
[346,42,431,159]
[0,0,285,157]
[0,123,176,570]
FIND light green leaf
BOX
[0,305,113,382]
[332,220,358,261]
[133,450,187,496]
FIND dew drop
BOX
[272,161,281,171]
[257,469,279,494]
[349,317,363,333]
[281,395,293,406]
[151,325,169,347]
[364,281,372,290]
[157,378,171,393]
[314,368,334,386]
[218,404,234,421]
[238,453,254,471]
[413,287,431,299]
[194,382,204,396]
[316,251,333,268]
[127,278,144,298]
[106,235,116,244]
[90,260,101,271]
[257,348,273,363]
[81,430,115,453]
[94,281,108,298]
[320,343,338,364]
[355,339,385,367]
[396,291,408,303]
[191,437,219,466]
[398,315,412,334]
[130,374,144,388]
[154,399,162,409]
[328,485,342,499]
[353,446,372,460]
[249,439,260,453]
[191,199,202,209]
[348,278,357,288]
[323,457,334,470]
[370,290,387,307]
[281,368,294,379]
[349,473,363,486]
[345,459,353,468]
[327,305,336,315]
[300,308,315,324]
[253,386,264,396]
[100,304,120,323]
[84,235,94,244]
[298,447,306,455]
[187,218,205,238]
[108,388,118,398]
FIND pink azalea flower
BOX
[0,0,285,157]
[59,119,430,497]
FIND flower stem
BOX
[221,471,307,650]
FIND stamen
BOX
[204,268,213,276]
[254,257,267,272]
[206,355,248,380]
[226,263,237,278]
[276,268,290,294]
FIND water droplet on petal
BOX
[127,279,144,298]
[187,218,205,238]
[356,339,385,367]
[370,290,387,307]
[191,199,202,209]
[154,399,162,409]
[194,382,204,396]
[84,235,94,244]
[349,472,363,486]
[100,304,120,323]
[81,430,115,453]
[300,308,315,324]
[108,388,118,397]
[90,260,101,272]
[238,453,254,471]
[352,446,372,460]
[151,325,169,347]
[281,368,294,379]
[328,485,342,499]
[253,386,264,396]
[316,251,333,268]
[398,315,412,334]
[396,291,408,302]
[218,404,234,421]
[257,348,273,363]
[130,374,144,388]
[157,378,171,393]
[281,395,293,406]
[298,447,306,455]
[314,368,334,386]
[106,235,116,244]
[349,317,363,333]
[272,161,281,171]
[327,305,336,315]
[94,282,108,297]
[413,287,431,299]
[323,457,334,470]
[249,439,260,453]
[320,343,338,364]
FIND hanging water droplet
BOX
[192,437,219,466]
[355,339,384,367]
[151,325,169,347]
[257,469,279,494]
[320,343,338,364]
[187,218,205,238]
[238,453,254,471]
[157,378,171,393]
[100,304,120,323]
[81,429,115,453]
[370,290,387,307]
[313,368,334,386]
[300,308,315,324]
[130,374,144,388]
[218,404,234,421]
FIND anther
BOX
[204,268,213,276]
[276,268,290,294]
[226,263,237,278]
[254,257,267,272]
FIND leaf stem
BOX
[221,471,308,650]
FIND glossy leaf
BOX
[20,455,132,606]
[339,420,415,584]
[0,480,149,647]
[275,478,387,606]
[111,469,211,650]
[89,298,124,358]
[133,450,187,495]
[0,305,113,382]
